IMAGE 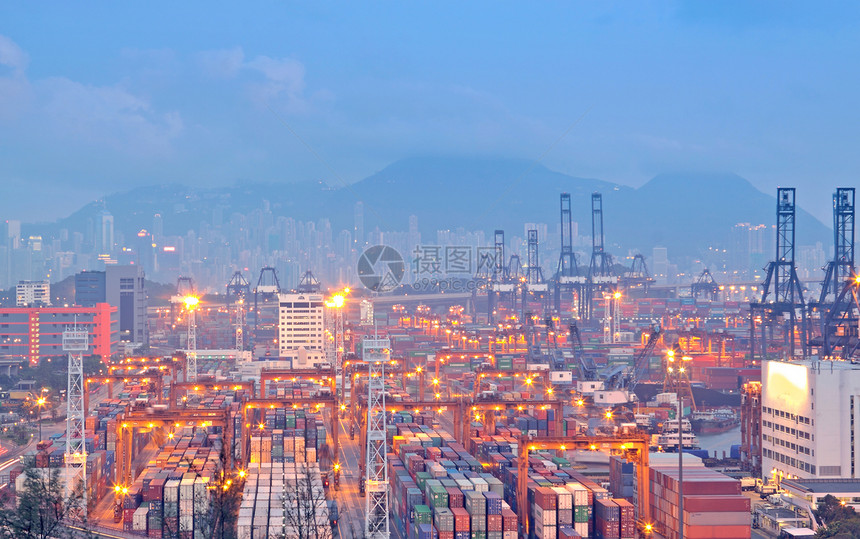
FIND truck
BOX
[757,482,779,497]
[327,499,339,532]
[740,476,758,491]
[5,390,34,402]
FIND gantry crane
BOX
[114,408,232,486]
[554,193,587,314]
[226,271,251,351]
[620,254,655,294]
[463,400,564,442]
[239,396,339,468]
[516,434,650,532]
[170,380,255,408]
[471,369,551,400]
[252,267,281,348]
[586,193,618,320]
[258,367,336,398]
[691,268,720,301]
[84,373,166,415]
[750,188,809,360]
[108,355,186,383]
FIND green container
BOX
[575,505,589,523]
[471,532,487,539]
[429,484,449,508]
[412,504,432,524]
[415,471,432,491]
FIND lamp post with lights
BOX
[36,396,46,442]
[667,347,692,539]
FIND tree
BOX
[209,441,242,539]
[0,466,94,539]
[814,495,860,538]
[816,495,857,526]
[280,463,333,539]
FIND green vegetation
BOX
[815,495,860,538]
[0,423,32,446]
[0,466,94,539]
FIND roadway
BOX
[333,408,366,539]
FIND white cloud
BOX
[0,34,28,73]
[197,47,245,79]
[0,35,183,158]
[39,77,183,152]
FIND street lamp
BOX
[36,397,46,442]
[667,345,692,539]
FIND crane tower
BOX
[64,325,89,514]
[363,336,390,538]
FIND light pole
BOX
[668,347,692,539]
[36,396,46,442]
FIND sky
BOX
[1,2,858,223]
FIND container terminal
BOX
[5,187,859,539]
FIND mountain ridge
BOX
[21,157,831,260]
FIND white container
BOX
[533,505,557,526]
[471,477,488,492]
[552,486,572,510]
[133,507,149,531]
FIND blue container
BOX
[730,444,741,460]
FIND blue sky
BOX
[1,2,858,222]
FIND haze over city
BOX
[2,2,859,223]
[1,4,860,539]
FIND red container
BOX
[451,507,470,531]
[684,495,750,513]
[535,486,557,510]
[446,487,464,508]
[502,508,517,531]
[487,514,503,532]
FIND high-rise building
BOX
[75,271,106,307]
[652,246,669,278]
[106,265,147,345]
[96,210,114,254]
[762,359,860,481]
[16,280,51,307]
[277,292,326,368]
[354,202,365,250]
[0,304,118,365]
[75,265,147,345]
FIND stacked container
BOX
[648,464,751,539]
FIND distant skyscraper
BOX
[408,214,420,251]
[152,213,164,241]
[652,246,669,278]
[6,220,20,249]
[95,210,114,254]
[354,202,365,250]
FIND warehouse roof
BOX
[782,478,860,494]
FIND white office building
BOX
[762,359,860,481]
[16,280,50,307]
[278,293,326,368]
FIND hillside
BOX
[20,158,831,260]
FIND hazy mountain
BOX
[23,158,831,261]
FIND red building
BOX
[0,304,119,365]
